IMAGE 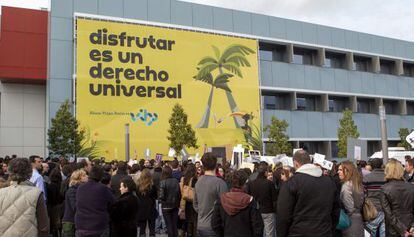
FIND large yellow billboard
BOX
[75,18,260,160]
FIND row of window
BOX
[262,92,414,115]
[259,42,414,77]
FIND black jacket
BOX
[363,169,386,212]
[246,176,277,214]
[381,180,414,237]
[110,192,139,237]
[211,189,263,237]
[136,185,158,221]
[159,177,181,210]
[111,170,132,197]
[277,164,340,237]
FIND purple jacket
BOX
[75,180,115,234]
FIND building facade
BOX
[1,0,414,158]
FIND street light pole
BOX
[379,106,388,164]
[125,123,130,162]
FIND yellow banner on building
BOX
[75,18,260,160]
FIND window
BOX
[296,94,321,111]
[262,92,290,110]
[293,47,317,65]
[357,98,376,114]
[331,141,339,158]
[259,43,286,62]
[383,100,399,115]
[380,59,395,75]
[403,63,414,77]
[328,96,349,112]
[353,55,371,72]
[325,51,345,69]
[299,141,323,155]
[407,101,414,115]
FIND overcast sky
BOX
[1,0,413,42]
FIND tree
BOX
[194,44,255,128]
[167,104,198,154]
[48,100,85,157]
[398,128,413,150]
[244,123,263,152]
[337,109,360,158]
[265,116,292,155]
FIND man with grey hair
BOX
[277,150,340,237]
[0,158,49,237]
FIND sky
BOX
[1,0,413,42]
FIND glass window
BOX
[380,60,394,75]
[263,95,276,110]
[407,101,414,115]
[383,100,399,115]
[259,43,286,62]
[354,56,371,72]
[331,141,339,158]
[328,96,349,112]
[325,52,345,69]
[262,92,290,110]
[403,63,414,77]
[296,95,320,111]
[357,98,376,114]
[299,141,322,155]
[293,47,317,65]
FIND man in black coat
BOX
[211,170,264,237]
[111,161,132,197]
[277,150,340,237]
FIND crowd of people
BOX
[0,151,414,237]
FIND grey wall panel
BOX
[288,64,305,89]
[192,4,213,29]
[400,116,411,129]
[74,0,98,14]
[406,42,414,59]
[358,33,371,52]
[49,79,72,103]
[320,69,335,91]
[409,79,414,98]
[364,114,380,138]
[334,69,349,92]
[370,36,383,55]
[383,38,395,56]
[353,113,367,137]
[50,40,73,80]
[171,0,192,26]
[285,20,302,42]
[345,31,359,51]
[317,25,332,46]
[304,66,320,90]
[386,75,398,96]
[348,71,363,94]
[232,11,251,35]
[98,0,124,17]
[386,115,400,138]
[262,109,273,128]
[275,110,292,136]
[260,61,272,86]
[271,62,289,87]
[213,7,233,32]
[331,28,346,49]
[394,40,406,58]
[301,22,317,44]
[291,111,308,137]
[251,14,269,37]
[307,112,323,137]
[322,113,340,137]
[398,77,411,98]
[361,73,375,95]
[51,17,73,41]
[148,0,171,23]
[374,74,388,95]
[269,18,286,39]
[51,0,73,18]
[124,0,147,20]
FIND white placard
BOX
[321,160,334,171]
[240,162,255,172]
[281,156,294,167]
[168,148,176,157]
[406,130,414,148]
[313,153,325,165]
[293,148,303,155]
[145,148,151,158]
[354,146,362,160]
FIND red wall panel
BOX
[0,6,48,84]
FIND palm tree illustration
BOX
[194,44,255,128]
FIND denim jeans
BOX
[262,213,275,237]
[155,200,167,234]
[365,211,385,237]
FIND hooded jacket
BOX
[277,164,340,237]
[211,188,264,237]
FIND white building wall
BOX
[0,82,46,157]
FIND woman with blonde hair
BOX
[136,168,158,237]
[381,159,414,237]
[338,161,364,237]
[62,169,88,237]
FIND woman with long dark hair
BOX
[159,166,181,237]
[338,161,364,237]
[136,168,158,237]
[48,166,64,237]
[180,163,198,237]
